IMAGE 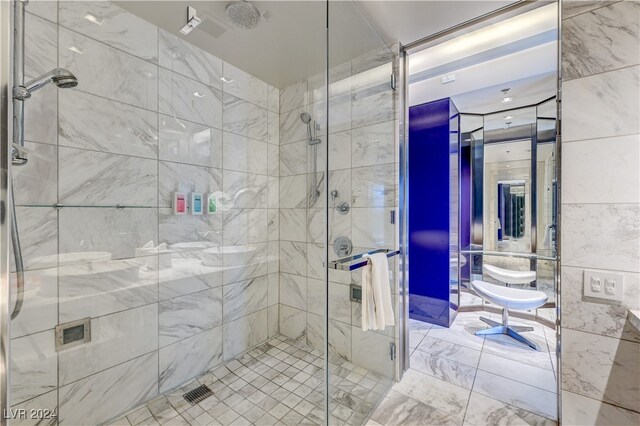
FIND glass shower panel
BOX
[7,1,328,424]
[327,2,397,425]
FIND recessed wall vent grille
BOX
[183,385,213,405]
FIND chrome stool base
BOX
[476,311,539,350]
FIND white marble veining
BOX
[562,266,640,343]
[223,93,269,142]
[59,257,158,321]
[266,84,279,114]
[351,327,394,378]
[13,207,57,271]
[562,203,640,272]
[59,352,158,425]
[280,273,307,310]
[562,65,640,142]
[222,208,268,246]
[59,304,158,385]
[279,175,307,208]
[59,208,157,260]
[280,107,309,145]
[158,249,222,301]
[416,335,481,368]
[279,241,307,276]
[223,309,269,360]
[280,140,308,177]
[10,269,57,339]
[409,349,476,389]
[222,62,268,109]
[159,209,222,248]
[59,147,157,206]
[280,80,307,113]
[159,68,223,129]
[328,320,351,360]
[328,130,351,171]
[222,242,268,285]
[159,327,223,393]
[10,330,57,405]
[328,283,351,325]
[562,328,640,412]
[268,110,280,146]
[59,27,158,110]
[561,390,640,425]
[10,390,57,426]
[562,1,616,19]
[159,288,223,347]
[223,276,268,322]
[223,170,268,209]
[352,164,395,208]
[59,1,158,62]
[351,84,394,129]
[392,369,470,419]
[159,114,222,168]
[159,29,222,88]
[280,209,306,242]
[562,1,640,81]
[351,208,395,249]
[352,121,395,168]
[24,12,57,78]
[478,352,557,393]
[279,305,306,341]
[223,132,269,175]
[562,135,640,204]
[23,74,57,145]
[371,390,460,426]
[268,209,279,242]
[306,278,324,316]
[59,90,158,158]
[12,141,57,206]
[26,0,58,23]
[464,391,555,426]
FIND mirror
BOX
[497,180,525,240]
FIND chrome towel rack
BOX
[329,248,400,272]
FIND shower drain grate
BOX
[183,384,213,405]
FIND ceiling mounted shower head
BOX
[225,0,261,30]
[299,112,311,124]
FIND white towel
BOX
[361,253,395,331]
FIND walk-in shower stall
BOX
[0,1,401,424]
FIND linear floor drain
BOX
[183,384,213,405]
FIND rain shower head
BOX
[299,112,312,124]
[15,68,77,100]
[225,0,261,30]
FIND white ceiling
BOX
[355,0,516,46]
[408,3,558,113]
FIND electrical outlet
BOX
[584,270,624,302]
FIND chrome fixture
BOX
[335,201,350,215]
[300,112,321,206]
[329,248,400,272]
[333,236,353,257]
[225,0,261,30]
[180,6,202,35]
[330,189,339,201]
[11,0,77,320]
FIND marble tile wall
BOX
[11,1,279,424]
[277,46,400,379]
[560,1,640,422]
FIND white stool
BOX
[483,264,536,287]
[471,280,548,350]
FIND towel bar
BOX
[329,248,400,272]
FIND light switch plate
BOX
[584,270,624,302]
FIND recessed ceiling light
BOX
[501,97,513,103]
[193,91,205,98]
[84,13,103,25]
[504,115,513,120]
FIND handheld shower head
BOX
[14,68,78,100]
[300,112,312,124]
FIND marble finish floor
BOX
[368,312,558,426]
[111,335,392,426]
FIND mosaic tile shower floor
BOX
[111,335,393,426]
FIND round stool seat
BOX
[483,264,536,285]
[471,280,547,311]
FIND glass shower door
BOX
[326,3,399,424]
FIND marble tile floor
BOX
[110,335,392,426]
[368,312,558,426]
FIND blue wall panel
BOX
[408,98,458,327]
